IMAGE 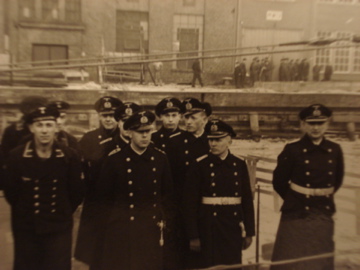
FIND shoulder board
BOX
[55,149,65,158]
[196,154,208,162]
[154,147,166,155]
[169,132,181,139]
[100,137,113,145]
[108,147,121,156]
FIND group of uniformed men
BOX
[0,94,343,270]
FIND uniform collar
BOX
[127,145,152,161]
[301,134,331,152]
[22,140,65,158]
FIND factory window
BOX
[173,14,203,70]
[116,11,149,53]
[315,31,360,73]
[42,0,60,21]
[32,44,68,66]
[19,0,36,19]
[65,0,81,22]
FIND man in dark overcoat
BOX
[192,59,204,87]
[3,106,84,270]
[74,96,123,265]
[166,97,212,268]
[271,104,344,270]
[94,110,174,270]
[183,119,255,268]
[152,97,184,152]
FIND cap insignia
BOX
[211,124,218,132]
[186,102,192,110]
[125,108,133,116]
[39,107,46,114]
[166,101,173,108]
[104,101,111,109]
[140,116,148,124]
[312,105,321,117]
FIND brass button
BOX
[51,209,56,213]
[34,187,39,191]
[126,158,131,162]
[35,210,40,214]
[130,216,135,221]
[305,160,309,164]
[210,163,214,167]
[211,172,215,177]
[127,169,132,173]
[130,204,134,208]
[129,192,134,197]
[305,206,310,210]
[306,172,310,176]
[213,212,217,216]
[162,144,166,148]
[211,183,215,187]
[34,202,39,207]
[151,156,155,160]
[34,194,39,199]
[153,180,157,184]
[185,162,189,166]
[152,168,156,172]
[213,193,216,197]
[234,172,238,176]
[128,181,133,185]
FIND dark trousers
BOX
[13,229,72,270]
[192,73,203,87]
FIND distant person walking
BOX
[192,59,203,87]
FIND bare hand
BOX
[190,238,201,252]
[242,236,253,250]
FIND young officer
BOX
[3,106,84,270]
[271,104,344,270]
[183,119,255,268]
[106,102,142,156]
[166,97,212,268]
[94,110,174,270]
[75,96,123,266]
[152,97,184,152]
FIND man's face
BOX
[56,112,67,130]
[209,136,231,158]
[160,112,181,131]
[29,120,58,146]
[99,113,117,130]
[118,119,130,138]
[184,112,207,134]
[129,126,153,151]
[301,120,329,141]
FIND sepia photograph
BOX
[0,0,360,269]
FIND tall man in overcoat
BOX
[74,96,123,265]
[271,104,344,270]
[3,106,84,270]
[183,119,255,268]
[94,110,175,270]
[166,97,212,268]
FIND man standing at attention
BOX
[271,104,344,270]
[95,110,174,270]
[183,119,255,268]
[166,97,212,268]
[3,106,84,270]
[152,97,184,152]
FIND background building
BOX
[1,0,360,83]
